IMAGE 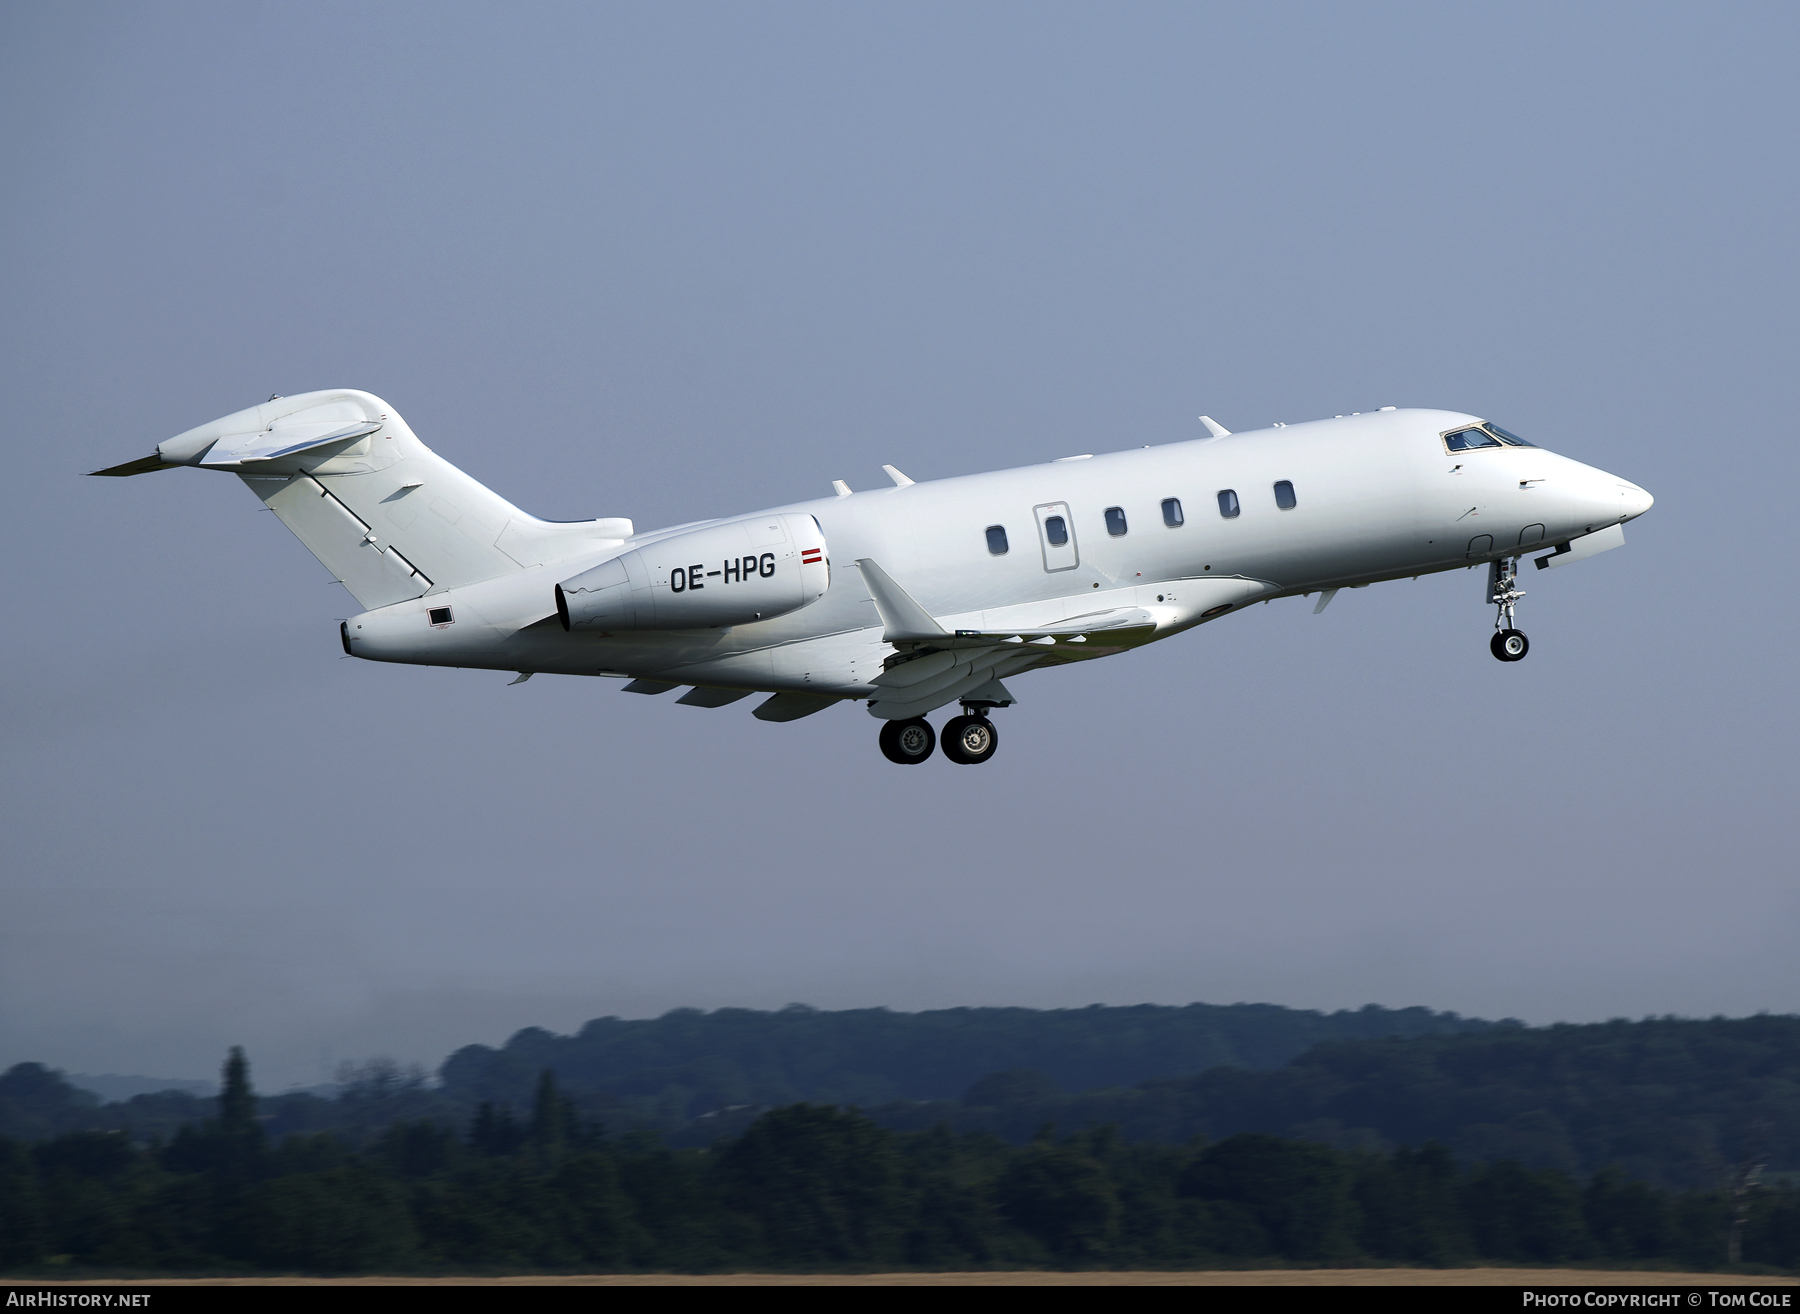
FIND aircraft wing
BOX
[854,558,1156,655]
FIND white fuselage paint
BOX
[339,407,1652,711]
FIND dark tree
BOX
[1354,1142,1472,1264]
[963,1069,1061,1107]
[995,1142,1120,1260]
[220,1047,256,1134]
[1463,1160,1591,1263]
[714,1104,905,1265]
[1179,1133,1359,1261]
[1585,1166,1675,1259]
[469,1102,527,1157]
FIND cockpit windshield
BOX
[1444,427,1502,451]
[1443,423,1538,452]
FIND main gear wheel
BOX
[878,717,936,764]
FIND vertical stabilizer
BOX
[108,390,632,610]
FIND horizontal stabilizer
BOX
[90,454,179,477]
[200,420,384,468]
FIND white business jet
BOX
[95,392,1651,765]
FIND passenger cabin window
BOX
[1444,427,1504,452]
[1044,515,1069,547]
[1486,424,1537,447]
[1105,506,1127,537]
[1162,497,1184,527]
[1274,480,1297,510]
[1217,489,1240,519]
[985,525,1009,555]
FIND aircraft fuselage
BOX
[97,394,1651,761]
[344,407,1649,702]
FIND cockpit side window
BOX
[1444,427,1503,453]
[1485,424,1537,447]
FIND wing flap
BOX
[868,650,1046,721]
[753,692,841,722]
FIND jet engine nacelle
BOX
[556,512,829,632]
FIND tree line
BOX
[439,1000,1503,1114]
[1,1050,1795,1276]
[6,1013,1795,1191]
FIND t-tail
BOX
[92,390,632,609]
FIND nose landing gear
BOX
[1488,558,1529,662]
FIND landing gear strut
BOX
[879,717,935,764]
[1488,558,1529,662]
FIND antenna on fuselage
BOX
[1198,416,1231,438]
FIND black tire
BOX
[940,714,999,765]
[1490,628,1529,662]
[879,717,936,764]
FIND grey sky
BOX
[2,1,1795,1089]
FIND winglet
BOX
[1199,416,1231,439]
[881,464,915,488]
[855,558,946,640]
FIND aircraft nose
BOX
[1619,481,1653,520]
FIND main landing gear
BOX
[878,704,1002,765]
[941,713,999,765]
[1488,558,1529,662]
[878,717,936,764]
